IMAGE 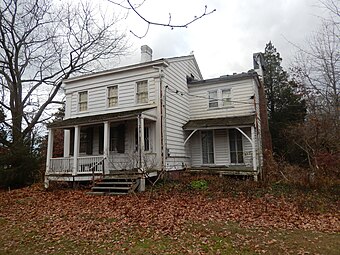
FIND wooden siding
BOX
[189,128,254,168]
[188,79,256,120]
[163,57,202,165]
[65,68,159,119]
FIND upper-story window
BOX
[108,85,118,107]
[78,91,88,112]
[208,88,233,108]
[208,90,218,108]
[136,80,148,104]
[222,89,232,106]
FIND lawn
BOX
[0,175,339,254]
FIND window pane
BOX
[202,130,214,164]
[136,81,148,104]
[209,91,218,108]
[79,91,88,111]
[108,86,118,107]
[222,89,232,106]
[229,129,244,164]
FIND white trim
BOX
[184,129,198,145]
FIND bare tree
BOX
[0,0,128,149]
[292,1,339,119]
[108,0,216,38]
[288,0,340,182]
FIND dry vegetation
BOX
[0,173,339,254]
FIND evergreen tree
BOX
[263,42,306,160]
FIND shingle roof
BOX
[187,71,258,86]
[183,115,255,130]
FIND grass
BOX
[0,218,338,254]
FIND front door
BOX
[229,129,244,164]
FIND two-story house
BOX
[45,46,270,191]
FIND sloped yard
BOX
[0,175,339,254]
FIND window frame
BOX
[136,80,149,104]
[207,88,233,109]
[229,129,244,164]
[107,85,118,108]
[78,91,88,112]
[222,88,232,107]
[208,90,218,108]
[201,130,215,164]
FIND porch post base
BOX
[44,177,50,189]
[253,174,258,182]
[138,177,146,192]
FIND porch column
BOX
[103,121,110,174]
[73,125,80,176]
[63,130,70,157]
[44,128,54,188]
[137,114,145,169]
[137,114,145,192]
[251,126,258,181]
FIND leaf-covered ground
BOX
[0,175,339,254]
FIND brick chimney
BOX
[141,45,153,63]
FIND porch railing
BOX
[49,156,104,175]
[49,158,73,174]
[77,156,104,174]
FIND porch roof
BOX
[183,115,255,130]
[48,107,156,129]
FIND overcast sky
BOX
[111,0,327,79]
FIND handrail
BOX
[90,157,106,184]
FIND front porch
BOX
[45,108,160,188]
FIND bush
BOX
[190,180,208,190]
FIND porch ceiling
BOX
[183,115,255,130]
[48,107,156,129]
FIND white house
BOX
[45,46,270,190]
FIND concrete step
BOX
[87,191,128,196]
[92,186,131,190]
[96,181,134,185]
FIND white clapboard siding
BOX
[163,56,202,160]
[188,79,255,120]
[214,129,229,165]
[65,67,160,119]
[189,132,201,166]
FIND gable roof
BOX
[63,54,201,84]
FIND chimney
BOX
[253,52,265,81]
[141,45,153,63]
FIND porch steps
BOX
[88,174,140,195]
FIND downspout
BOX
[153,66,165,172]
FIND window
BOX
[201,130,214,164]
[78,91,88,111]
[229,129,244,164]
[208,91,218,108]
[136,80,148,104]
[110,125,125,153]
[222,89,232,106]
[208,88,233,108]
[135,126,151,151]
[108,85,118,107]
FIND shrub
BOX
[190,180,208,190]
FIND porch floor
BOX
[188,165,257,176]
